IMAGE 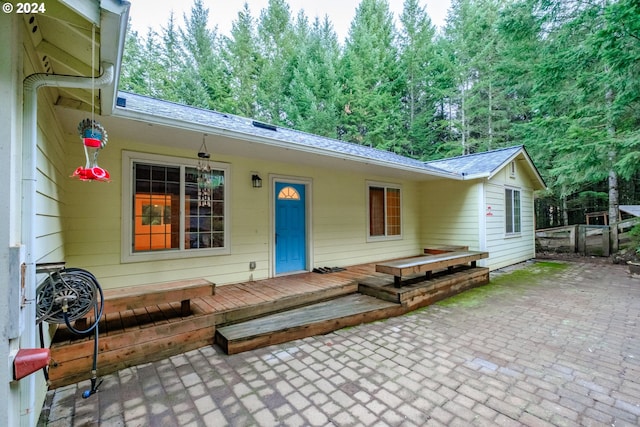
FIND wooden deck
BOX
[48,263,379,388]
[48,259,489,388]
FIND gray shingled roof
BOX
[424,146,524,177]
[115,92,454,176]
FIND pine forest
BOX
[120,0,640,228]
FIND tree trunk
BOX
[488,79,493,151]
[461,81,467,155]
[605,73,618,224]
[608,167,618,224]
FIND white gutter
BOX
[20,63,113,426]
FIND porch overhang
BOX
[29,0,129,115]
[56,93,460,182]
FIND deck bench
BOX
[423,245,469,255]
[102,278,215,316]
[75,278,215,328]
[376,250,489,288]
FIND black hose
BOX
[59,269,104,335]
[38,322,49,382]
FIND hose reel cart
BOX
[36,265,105,398]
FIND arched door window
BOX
[278,186,300,200]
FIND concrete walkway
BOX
[39,260,640,426]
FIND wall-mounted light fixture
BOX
[251,173,263,188]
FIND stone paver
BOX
[39,261,640,426]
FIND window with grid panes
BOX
[368,183,401,240]
[505,188,521,234]
[123,152,229,261]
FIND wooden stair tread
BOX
[217,294,398,342]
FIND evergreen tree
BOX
[120,24,146,94]
[120,24,162,97]
[494,0,541,140]
[281,16,342,137]
[339,0,403,151]
[440,0,509,155]
[255,0,296,123]
[156,12,184,103]
[398,0,438,157]
[223,3,261,117]
[531,0,640,223]
[179,0,233,111]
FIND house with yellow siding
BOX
[0,1,545,424]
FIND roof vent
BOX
[116,97,126,107]
[252,121,277,131]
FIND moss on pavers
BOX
[435,260,569,308]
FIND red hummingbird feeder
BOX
[72,119,110,181]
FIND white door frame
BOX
[270,174,313,277]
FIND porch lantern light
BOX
[252,174,263,188]
[72,119,110,181]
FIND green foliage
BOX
[282,16,342,137]
[222,4,260,117]
[254,0,296,124]
[338,0,402,149]
[397,0,439,157]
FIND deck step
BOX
[215,294,403,355]
[359,266,490,309]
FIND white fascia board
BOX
[58,0,100,26]
[486,147,546,190]
[486,150,522,180]
[99,1,130,115]
[460,173,490,181]
[100,0,131,15]
[113,107,459,180]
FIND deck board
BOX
[376,251,488,276]
[217,294,397,340]
[215,293,403,354]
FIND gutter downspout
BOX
[20,63,113,426]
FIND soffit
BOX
[23,0,128,114]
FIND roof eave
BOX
[485,146,547,191]
[461,173,489,181]
[98,0,130,115]
[113,107,459,180]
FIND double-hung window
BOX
[122,151,230,262]
[367,182,402,240]
[505,187,521,234]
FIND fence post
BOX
[571,225,578,253]
[602,227,610,256]
[577,225,585,255]
[610,222,619,254]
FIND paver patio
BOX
[39,260,640,426]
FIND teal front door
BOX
[275,182,306,274]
